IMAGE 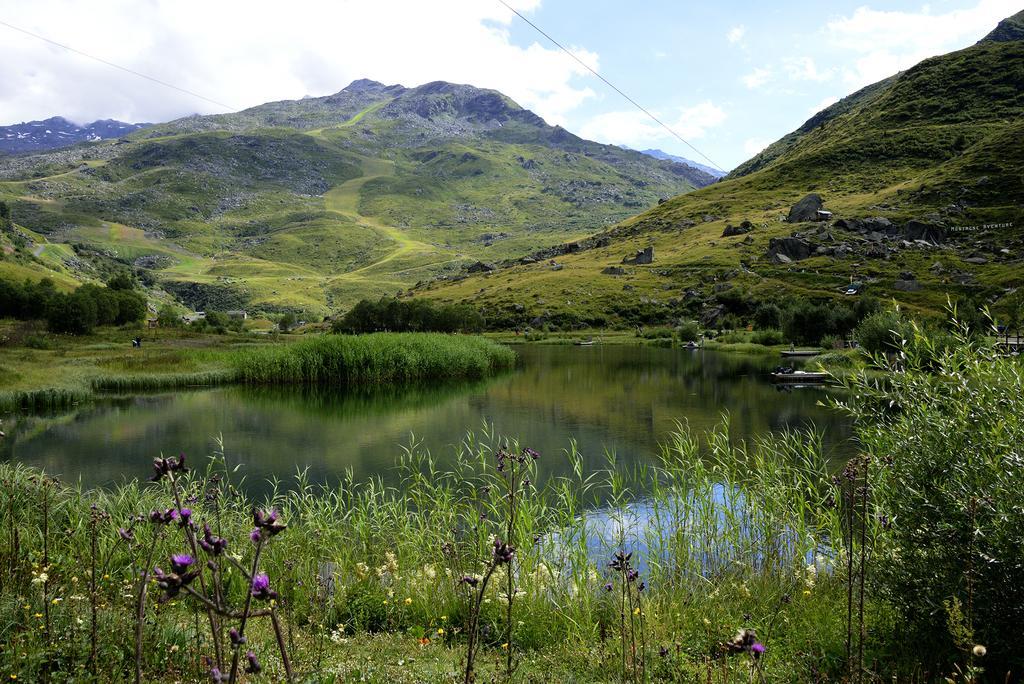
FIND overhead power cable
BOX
[0,19,237,112]
[496,0,727,174]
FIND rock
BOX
[894,279,922,292]
[964,256,988,265]
[601,266,626,275]
[550,263,564,271]
[713,283,732,293]
[623,246,654,265]
[766,237,814,262]
[466,261,497,273]
[700,305,726,327]
[898,271,916,280]
[787,193,824,223]
[930,261,945,273]
[722,220,754,237]
[772,253,793,264]
[902,220,946,243]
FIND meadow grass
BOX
[0,419,878,683]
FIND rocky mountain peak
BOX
[979,9,1024,43]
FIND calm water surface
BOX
[1,346,853,492]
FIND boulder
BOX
[772,253,793,264]
[964,256,988,265]
[722,220,754,237]
[902,220,946,243]
[766,237,814,262]
[787,194,825,223]
[466,261,496,273]
[601,266,626,275]
[623,246,654,265]
[893,279,922,292]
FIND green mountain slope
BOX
[421,19,1024,328]
[0,80,712,314]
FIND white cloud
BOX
[743,138,771,156]
[783,56,835,82]
[0,0,596,127]
[825,0,1020,88]
[808,96,840,115]
[579,101,727,148]
[727,25,747,44]
[741,68,772,89]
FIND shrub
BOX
[47,289,98,334]
[854,310,911,354]
[751,328,784,346]
[820,334,842,350]
[836,328,1024,672]
[334,297,484,334]
[753,303,782,330]
[675,320,700,342]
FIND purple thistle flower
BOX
[244,650,261,674]
[524,447,540,460]
[199,523,228,556]
[209,666,224,683]
[170,554,194,574]
[751,642,765,656]
[604,582,613,592]
[118,527,135,542]
[459,575,479,588]
[229,627,246,646]
[251,572,277,601]
[250,528,261,544]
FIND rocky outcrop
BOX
[902,220,946,243]
[466,261,496,273]
[623,246,654,265]
[722,220,754,237]
[787,194,825,223]
[766,237,814,262]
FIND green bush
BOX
[675,320,701,342]
[854,310,911,354]
[334,297,484,334]
[837,329,1024,671]
[751,328,784,346]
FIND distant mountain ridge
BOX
[0,79,714,314]
[635,148,726,178]
[0,116,148,154]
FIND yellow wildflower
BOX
[404,597,413,605]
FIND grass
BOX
[0,324,514,412]
[0,420,866,682]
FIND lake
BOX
[0,345,854,493]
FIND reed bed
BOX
[229,333,516,386]
[89,370,238,393]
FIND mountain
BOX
[419,14,1024,329]
[979,8,1024,43]
[0,116,148,154]
[637,148,726,178]
[0,80,714,314]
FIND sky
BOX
[0,0,1018,170]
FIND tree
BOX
[113,290,147,325]
[157,303,182,328]
[48,290,98,334]
[278,312,297,333]
[106,272,137,291]
[0,200,10,229]
[78,284,120,326]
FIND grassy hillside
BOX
[0,81,711,315]
[419,30,1024,329]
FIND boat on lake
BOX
[770,369,829,384]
